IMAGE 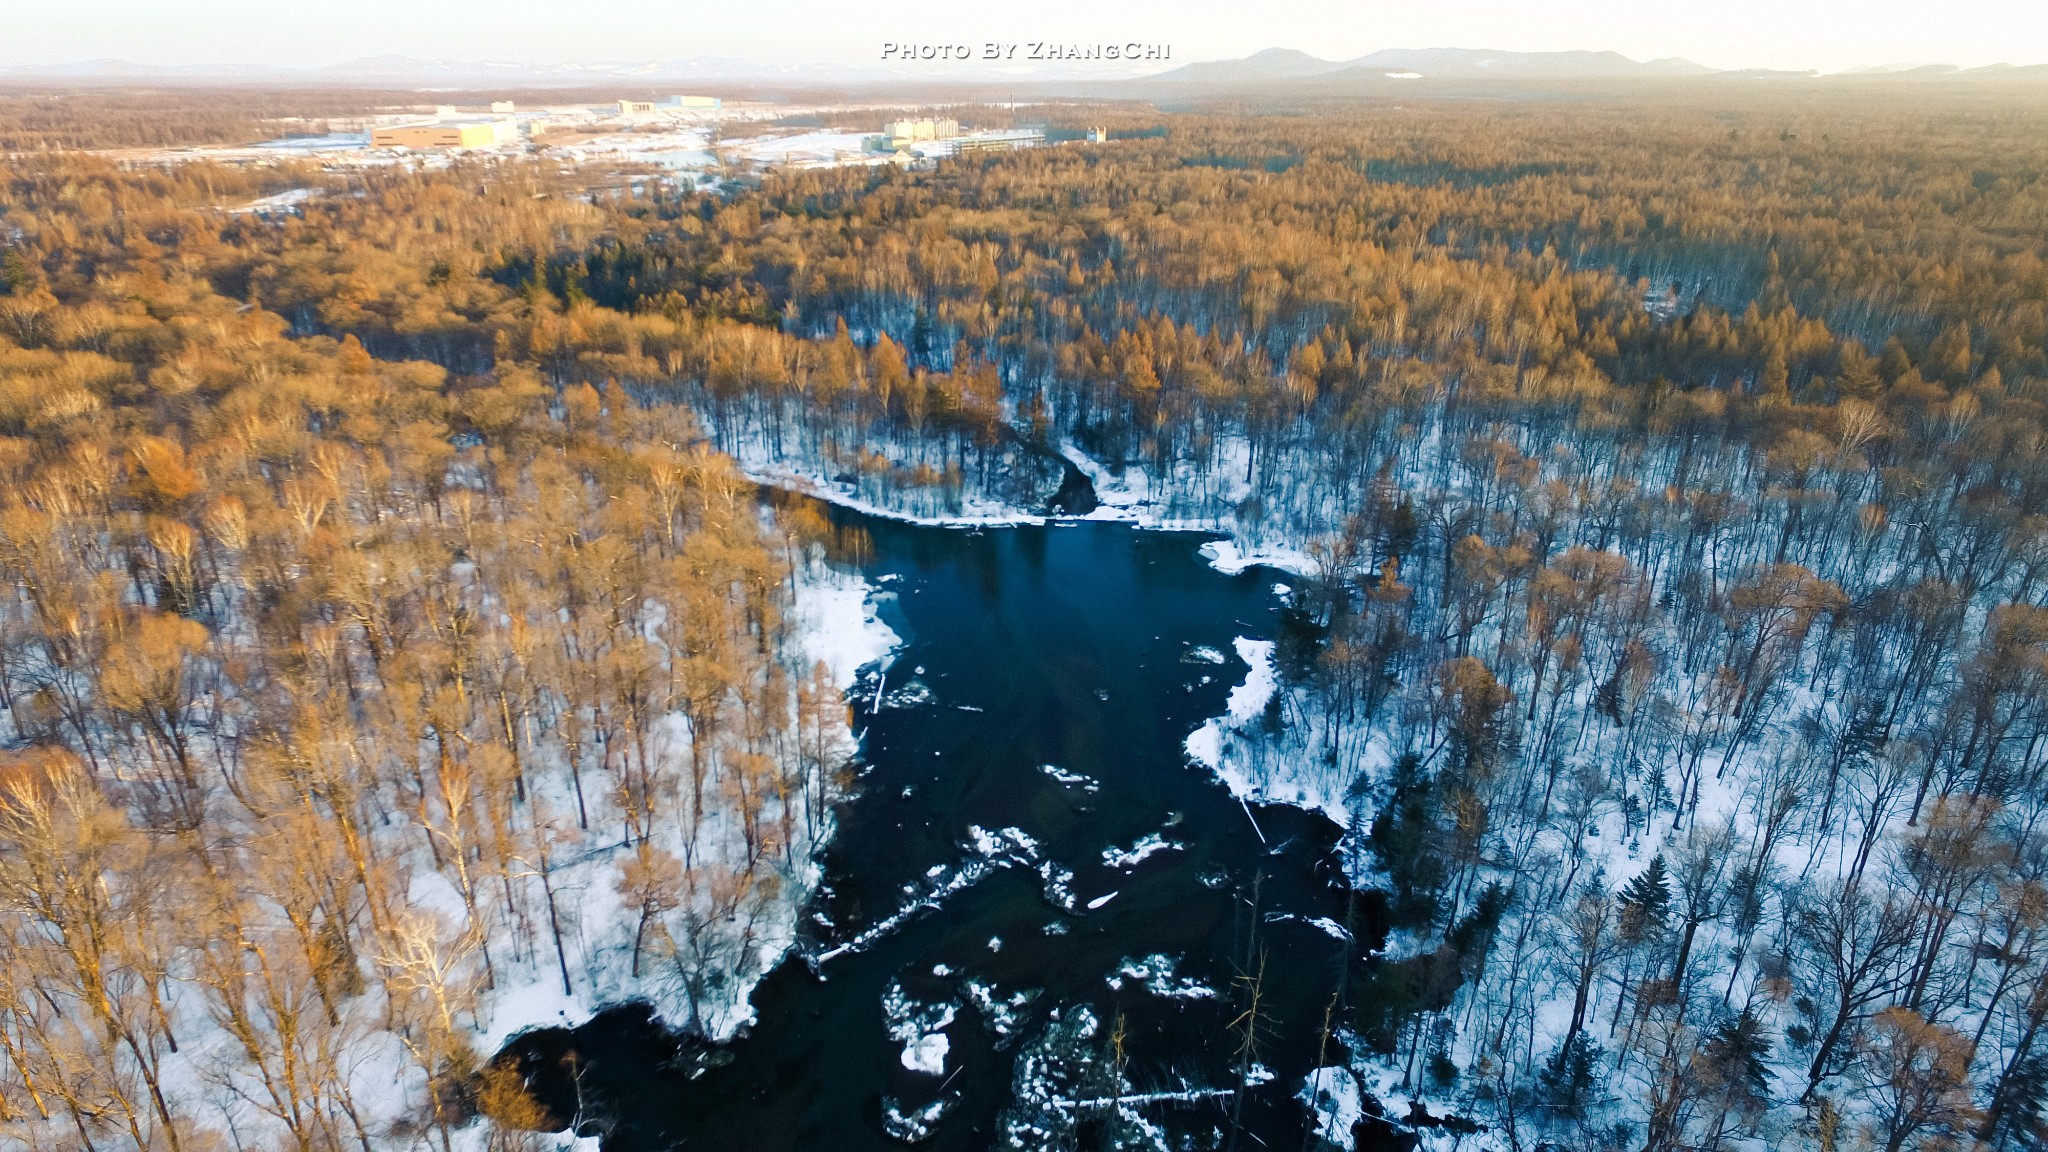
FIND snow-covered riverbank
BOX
[744,443,1320,580]
[1182,636,1393,835]
[465,561,901,1054]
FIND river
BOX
[498,502,1402,1151]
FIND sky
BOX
[5,0,2046,75]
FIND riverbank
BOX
[742,444,1320,579]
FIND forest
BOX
[0,124,894,1151]
[3,80,2048,1150]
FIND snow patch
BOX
[1300,1066,1364,1149]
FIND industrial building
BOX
[865,119,1043,158]
[669,95,722,109]
[370,118,520,150]
[953,130,1046,154]
[617,100,658,116]
[884,117,961,145]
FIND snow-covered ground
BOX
[1184,636,1389,833]
[746,463,1045,528]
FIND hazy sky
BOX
[7,0,2046,74]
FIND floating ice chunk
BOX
[966,825,1041,862]
[882,980,957,1077]
[1040,764,1095,787]
[1306,916,1351,941]
[1183,645,1228,665]
[901,1031,950,1075]
[1102,833,1182,870]
[964,979,1038,1037]
[815,833,1034,964]
[1039,861,1078,912]
[881,1094,950,1141]
[882,679,936,709]
[1111,953,1217,1000]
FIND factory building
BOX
[885,117,960,145]
[370,118,520,150]
[669,95,722,109]
[617,100,658,116]
[954,130,1046,154]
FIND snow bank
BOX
[795,563,906,688]
[1199,538,1320,579]
[1184,637,1280,800]
[747,444,1327,588]
[1185,636,1386,831]
[744,464,1042,528]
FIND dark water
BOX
[501,509,1395,1150]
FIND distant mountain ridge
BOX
[1157,48,1355,84]
[1152,47,1714,83]
[1150,47,2047,84]
[1,49,2043,88]
[1352,47,1715,76]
